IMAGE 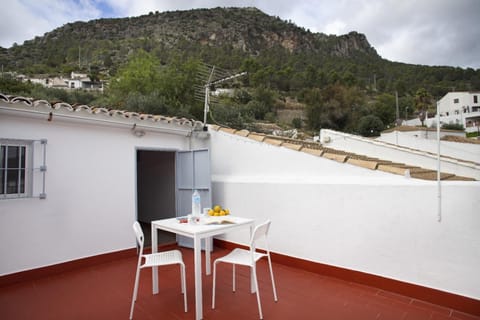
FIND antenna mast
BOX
[203,66,247,130]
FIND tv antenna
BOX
[194,64,246,129]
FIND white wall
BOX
[0,111,190,275]
[321,129,480,180]
[378,131,480,163]
[209,129,480,300]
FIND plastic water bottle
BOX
[192,190,201,216]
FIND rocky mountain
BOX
[1,6,478,103]
[0,7,379,73]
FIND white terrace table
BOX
[151,216,255,320]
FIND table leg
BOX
[205,236,211,275]
[194,236,203,320]
[249,224,256,294]
[151,223,159,294]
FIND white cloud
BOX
[1,0,104,47]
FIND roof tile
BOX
[323,152,348,163]
[264,138,283,146]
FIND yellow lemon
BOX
[213,205,222,213]
[208,209,214,216]
[224,209,230,215]
[220,210,226,216]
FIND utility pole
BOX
[395,91,399,125]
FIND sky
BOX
[0,0,479,69]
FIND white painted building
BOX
[1,94,479,310]
[20,72,104,91]
[0,94,209,275]
[414,91,480,133]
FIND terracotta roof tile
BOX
[235,129,250,137]
[301,148,323,156]
[0,93,202,133]
[322,152,348,163]
[264,138,283,146]
[377,165,410,176]
[281,142,303,151]
[346,158,379,170]
[247,132,266,142]
[218,127,237,134]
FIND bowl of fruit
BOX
[208,205,230,216]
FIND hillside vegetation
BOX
[1,7,479,136]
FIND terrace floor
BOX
[1,246,478,320]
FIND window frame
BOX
[0,139,34,199]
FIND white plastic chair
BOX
[130,221,187,319]
[212,220,278,319]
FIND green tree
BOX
[414,88,433,126]
[305,84,364,132]
[246,87,276,120]
[108,50,162,106]
[107,50,202,118]
[372,93,396,126]
[357,115,384,137]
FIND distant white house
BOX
[210,88,235,97]
[20,71,104,92]
[406,91,480,133]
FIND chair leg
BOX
[212,261,217,309]
[252,266,263,320]
[180,263,188,313]
[130,267,141,320]
[232,264,236,292]
[267,255,278,301]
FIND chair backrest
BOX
[133,221,145,254]
[249,220,271,252]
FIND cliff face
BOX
[332,32,377,57]
[0,7,379,71]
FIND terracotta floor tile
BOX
[411,299,452,316]
[1,246,479,320]
[451,310,480,320]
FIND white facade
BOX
[0,97,206,276]
[422,92,480,133]
[20,72,103,91]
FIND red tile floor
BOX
[1,246,478,320]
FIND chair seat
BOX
[215,248,267,267]
[143,250,183,268]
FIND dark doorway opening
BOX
[136,150,176,246]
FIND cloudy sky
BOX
[1,0,478,69]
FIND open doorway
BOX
[136,149,176,246]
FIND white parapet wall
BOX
[209,128,480,300]
[378,130,480,163]
[319,129,480,180]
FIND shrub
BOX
[441,123,464,131]
[357,115,384,137]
